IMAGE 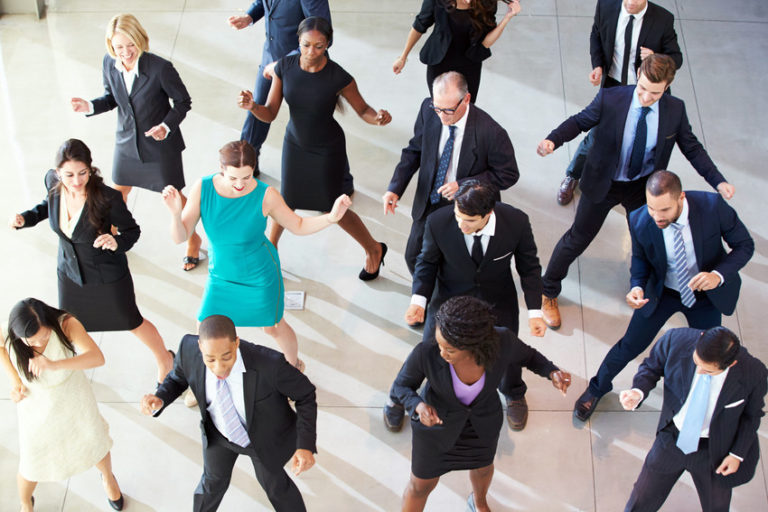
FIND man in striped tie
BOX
[141,315,317,511]
[573,170,753,421]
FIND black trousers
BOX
[625,425,733,512]
[193,424,305,512]
[542,177,648,298]
[405,199,452,275]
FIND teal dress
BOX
[198,174,284,325]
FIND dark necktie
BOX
[430,125,457,204]
[627,106,651,180]
[471,235,483,266]
[621,15,635,85]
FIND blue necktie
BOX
[670,223,696,308]
[676,374,711,454]
[215,378,251,447]
[430,125,457,204]
[627,106,651,180]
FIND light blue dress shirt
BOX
[615,92,659,181]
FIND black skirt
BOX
[112,146,185,192]
[411,417,498,479]
[58,271,143,332]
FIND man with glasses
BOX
[383,71,519,278]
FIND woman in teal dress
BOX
[161,140,350,368]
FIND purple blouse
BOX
[450,364,486,406]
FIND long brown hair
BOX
[443,0,496,39]
[54,139,110,234]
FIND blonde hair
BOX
[105,14,149,58]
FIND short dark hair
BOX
[646,170,682,197]
[695,326,741,370]
[198,315,237,343]
[219,140,257,170]
[638,53,676,86]
[454,179,496,217]
[434,296,499,368]
[297,16,333,47]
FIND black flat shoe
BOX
[359,242,387,281]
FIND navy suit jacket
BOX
[546,86,726,203]
[628,191,753,317]
[90,53,191,164]
[633,327,767,487]
[247,0,331,65]
[388,98,519,222]
[590,0,682,86]
[413,202,542,330]
[155,335,318,470]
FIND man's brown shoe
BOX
[506,398,528,431]
[557,176,578,205]
[542,295,561,329]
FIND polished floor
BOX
[1,1,767,510]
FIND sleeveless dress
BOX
[197,175,284,326]
[9,328,112,481]
[274,54,354,212]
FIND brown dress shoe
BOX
[506,397,528,431]
[557,176,579,205]
[542,295,561,329]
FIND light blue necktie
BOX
[430,125,457,204]
[670,223,696,308]
[216,378,251,448]
[676,374,711,454]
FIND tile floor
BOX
[0,1,766,510]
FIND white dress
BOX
[10,329,112,481]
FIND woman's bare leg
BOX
[402,473,440,512]
[17,473,36,512]
[468,464,494,512]
[94,452,122,502]
[130,318,173,382]
[336,210,382,273]
[263,318,298,367]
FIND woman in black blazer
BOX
[392,296,571,511]
[9,139,174,384]
[392,0,521,102]
[70,13,202,271]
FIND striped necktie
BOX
[676,374,711,454]
[430,125,457,204]
[215,378,251,447]
[670,223,696,308]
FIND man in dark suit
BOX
[384,180,547,432]
[141,315,317,511]
[537,54,735,330]
[619,326,767,511]
[557,0,682,205]
[573,170,753,421]
[383,71,520,276]
[228,0,331,172]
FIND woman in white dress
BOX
[1,298,124,511]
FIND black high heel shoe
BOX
[102,473,124,511]
[359,242,387,281]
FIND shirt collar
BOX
[449,103,470,132]
[671,197,690,229]
[114,56,140,78]
[473,210,496,237]
[620,3,648,22]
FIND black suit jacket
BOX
[545,86,726,203]
[20,170,140,286]
[629,191,753,317]
[155,335,318,470]
[590,0,682,86]
[388,98,519,221]
[392,327,558,454]
[90,52,191,163]
[413,202,542,330]
[412,0,496,66]
[633,327,767,487]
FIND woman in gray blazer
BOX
[71,13,202,271]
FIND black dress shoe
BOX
[383,403,405,432]
[108,494,124,511]
[573,389,601,421]
[359,242,387,281]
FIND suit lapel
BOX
[129,55,149,98]
[710,363,745,424]
[243,370,257,428]
[646,218,667,280]
[675,352,697,409]
[456,107,477,179]
[635,9,655,71]
[606,2,621,60]
[424,111,441,180]
[615,87,634,149]
[109,63,131,106]
[654,95,670,167]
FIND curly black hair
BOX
[434,296,499,368]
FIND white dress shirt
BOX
[205,348,248,440]
[59,192,83,239]
[609,3,648,85]
[437,104,469,185]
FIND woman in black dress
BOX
[392,296,571,511]
[70,13,202,271]
[9,139,174,384]
[238,16,392,281]
[392,0,521,102]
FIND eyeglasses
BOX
[430,98,463,115]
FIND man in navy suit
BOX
[557,0,683,205]
[619,326,767,511]
[383,180,548,432]
[573,170,753,421]
[536,54,735,330]
[384,71,519,276]
[228,0,331,173]
[141,315,317,511]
